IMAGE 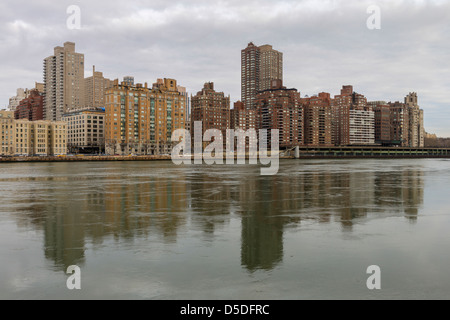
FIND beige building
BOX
[63,108,105,154]
[84,66,114,109]
[105,78,186,155]
[405,92,425,147]
[258,44,283,92]
[44,42,85,121]
[34,82,45,94]
[0,110,67,156]
[349,109,375,145]
[1,110,15,155]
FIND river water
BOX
[0,159,450,300]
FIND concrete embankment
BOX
[0,155,173,163]
[1,147,450,163]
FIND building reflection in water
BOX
[238,176,301,272]
[188,169,232,237]
[11,163,424,272]
[13,171,188,271]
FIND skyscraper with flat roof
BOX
[258,44,283,92]
[241,43,283,110]
[43,42,85,121]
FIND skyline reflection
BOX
[5,161,424,272]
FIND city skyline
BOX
[1,1,449,136]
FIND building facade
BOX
[255,80,303,148]
[63,108,105,154]
[230,101,256,132]
[190,82,230,150]
[241,42,260,110]
[1,111,15,155]
[230,101,257,151]
[241,42,283,109]
[14,89,44,121]
[388,101,410,146]
[84,66,113,109]
[44,42,85,121]
[372,103,391,145]
[301,92,333,146]
[8,88,29,112]
[368,95,424,148]
[258,45,283,92]
[1,110,66,156]
[332,85,375,146]
[349,109,375,145]
[105,78,186,155]
[405,92,425,147]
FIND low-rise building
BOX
[63,108,105,154]
[0,110,67,156]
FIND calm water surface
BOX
[1,159,450,299]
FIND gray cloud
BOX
[1,0,449,135]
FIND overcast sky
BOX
[1,0,449,136]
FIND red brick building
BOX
[389,101,410,146]
[190,82,230,149]
[255,80,304,148]
[301,92,333,146]
[371,102,391,145]
[14,89,44,121]
[331,85,374,146]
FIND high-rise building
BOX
[241,42,260,110]
[84,66,113,109]
[14,89,44,121]
[190,82,230,149]
[332,86,353,146]
[43,42,85,121]
[177,85,190,125]
[368,100,412,147]
[255,80,303,148]
[105,78,186,155]
[258,45,283,92]
[405,92,424,147]
[301,92,333,146]
[241,42,283,109]
[332,85,375,146]
[389,101,410,146]
[371,102,391,145]
[349,109,375,145]
[368,95,425,148]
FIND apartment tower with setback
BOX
[241,42,283,110]
[43,42,85,121]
